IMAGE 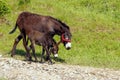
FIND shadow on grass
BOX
[8,49,41,60]
[14,49,26,56]
[52,57,66,63]
[8,49,66,63]
[15,49,42,57]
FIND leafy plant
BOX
[0,1,11,16]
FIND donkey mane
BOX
[57,19,70,30]
[48,16,70,30]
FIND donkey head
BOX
[61,32,72,50]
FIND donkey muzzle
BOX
[65,42,71,50]
[54,54,58,57]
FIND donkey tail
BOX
[9,23,17,34]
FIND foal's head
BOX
[49,40,59,58]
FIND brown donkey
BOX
[26,30,59,64]
[9,12,72,58]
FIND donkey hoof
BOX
[27,61,32,64]
[48,61,54,65]
[29,58,33,61]
[34,60,38,62]
[11,52,15,57]
[39,60,45,64]
[48,62,53,65]
[25,56,33,61]
[39,61,45,64]
[11,54,14,57]
[26,57,33,61]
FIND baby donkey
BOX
[27,30,59,64]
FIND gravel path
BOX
[0,57,120,80]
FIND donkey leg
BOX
[30,39,38,62]
[26,37,31,51]
[47,55,53,65]
[45,47,53,65]
[11,34,22,57]
[40,47,45,63]
[22,35,32,61]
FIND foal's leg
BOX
[45,47,53,65]
[29,39,38,62]
[11,34,22,57]
[40,47,45,63]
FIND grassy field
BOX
[0,0,120,69]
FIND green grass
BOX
[0,0,120,69]
[0,77,7,80]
